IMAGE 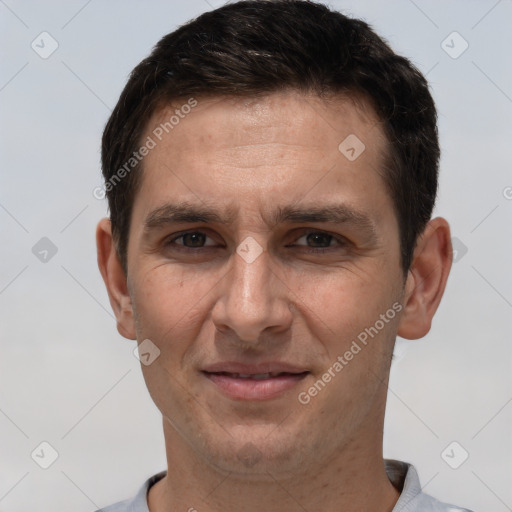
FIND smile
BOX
[202,371,309,400]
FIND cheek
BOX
[131,264,217,345]
[298,270,400,363]
[294,268,386,324]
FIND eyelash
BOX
[164,230,347,254]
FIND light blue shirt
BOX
[94,459,474,512]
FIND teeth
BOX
[211,371,303,379]
[233,372,282,379]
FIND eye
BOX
[292,231,346,253]
[163,229,347,255]
[166,231,218,249]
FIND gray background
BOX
[1,0,511,510]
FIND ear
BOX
[397,217,452,340]
[96,218,136,340]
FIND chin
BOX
[200,429,308,477]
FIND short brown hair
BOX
[101,0,440,274]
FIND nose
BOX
[211,240,293,345]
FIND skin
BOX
[97,90,452,512]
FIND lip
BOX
[201,361,310,401]
[202,361,309,374]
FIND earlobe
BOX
[397,217,452,340]
[96,218,137,340]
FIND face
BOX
[121,91,408,476]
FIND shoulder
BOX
[385,459,474,512]
[94,497,133,512]
[408,491,474,512]
[92,471,166,512]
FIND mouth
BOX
[202,369,310,400]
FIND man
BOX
[95,1,472,510]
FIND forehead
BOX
[133,90,392,226]
[148,91,385,156]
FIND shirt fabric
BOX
[94,459,474,512]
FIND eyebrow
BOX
[144,201,378,241]
[145,202,237,228]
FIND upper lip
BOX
[202,362,309,374]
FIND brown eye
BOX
[293,231,345,251]
[167,231,217,249]
[180,232,207,247]
[303,232,333,248]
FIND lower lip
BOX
[203,372,309,401]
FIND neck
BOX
[148,414,400,512]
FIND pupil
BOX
[307,233,331,247]
[183,232,205,247]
